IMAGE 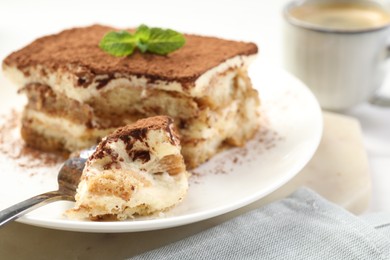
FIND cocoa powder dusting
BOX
[0,110,64,172]
[3,25,258,88]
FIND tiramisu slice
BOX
[2,24,260,168]
[67,116,189,220]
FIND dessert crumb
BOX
[190,110,284,181]
[0,109,64,174]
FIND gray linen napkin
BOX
[130,188,390,260]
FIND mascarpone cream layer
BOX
[3,55,256,103]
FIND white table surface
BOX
[0,0,388,216]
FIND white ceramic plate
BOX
[0,60,322,232]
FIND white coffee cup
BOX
[283,0,390,110]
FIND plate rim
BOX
[5,65,323,233]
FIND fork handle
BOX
[0,191,73,227]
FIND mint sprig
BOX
[99,31,137,57]
[99,25,186,57]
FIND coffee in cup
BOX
[289,2,390,31]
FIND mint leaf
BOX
[135,24,151,53]
[147,28,186,55]
[99,25,186,56]
[99,30,137,57]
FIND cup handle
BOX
[370,95,390,106]
[369,46,390,106]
